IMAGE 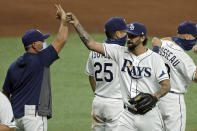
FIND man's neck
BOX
[132,45,147,56]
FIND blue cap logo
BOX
[126,22,147,36]
[22,29,50,47]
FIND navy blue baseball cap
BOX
[126,22,147,36]
[178,21,197,36]
[104,17,127,32]
[22,30,50,47]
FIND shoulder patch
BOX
[159,70,166,78]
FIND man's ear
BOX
[32,43,36,49]
[141,36,145,42]
[114,31,121,39]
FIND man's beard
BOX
[127,38,141,52]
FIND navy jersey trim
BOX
[136,51,153,94]
[129,53,134,98]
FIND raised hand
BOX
[51,4,68,53]
[152,37,162,47]
[55,4,66,21]
[66,12,79,26]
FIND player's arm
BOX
[66,12,105,55]
[153,79,170,99]
[193,69,197,82]
[152,37,162,53]
[89,76,96,92]
[51,5,68,53]
[0,125,14,131]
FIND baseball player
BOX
[0,92,15,131]
[85,17,127,131]
[66,12,171,131]
[152,21,197,131]
[2,5,68,131]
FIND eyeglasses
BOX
[127,33,139,39]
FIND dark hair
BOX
[142,37,148,46]
[105,31,116,39]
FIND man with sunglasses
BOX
[2,5,68,131]
[66,12,170,131]
[152,21,197,131]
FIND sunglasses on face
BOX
[127,33,139,39]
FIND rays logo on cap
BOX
[129,24,135,30]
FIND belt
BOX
[124,105,138,115]
[169,91,184,94]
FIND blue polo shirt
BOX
[3,45,59,118]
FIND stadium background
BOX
[0,0,197,36]
[0,0,197,131]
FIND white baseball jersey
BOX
[103,43,169,106]
[159,40,196,93]
[86,51,122,99]
[0,92,15,128]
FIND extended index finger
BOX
[55,4,60,10]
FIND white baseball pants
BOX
[118,106,164,131]
[91,95,124,131]
[158,92,186,131]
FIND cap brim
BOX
[126,30,139,36]
[43,33,50,39]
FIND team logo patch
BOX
[159,70,166,78]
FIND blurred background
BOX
[0,0,196,37]
[0,0,197,131]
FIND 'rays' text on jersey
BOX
[92,51,111,59]
[121,59,151,79]
[159,47,180,67]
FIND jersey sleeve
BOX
[178,55,196,81]
[38,45,59,67]
[2,70,13,94]
[0,93,15,128]
[85,52,94,76]
[154,54,169,82]
[103,43,121,63]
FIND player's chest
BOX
[119,53,154,79]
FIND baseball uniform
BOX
[157,39,196,131]
[103,43,169,131]
[0,92,15,128]
[2,30,59,131]
[86,50,123,131]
